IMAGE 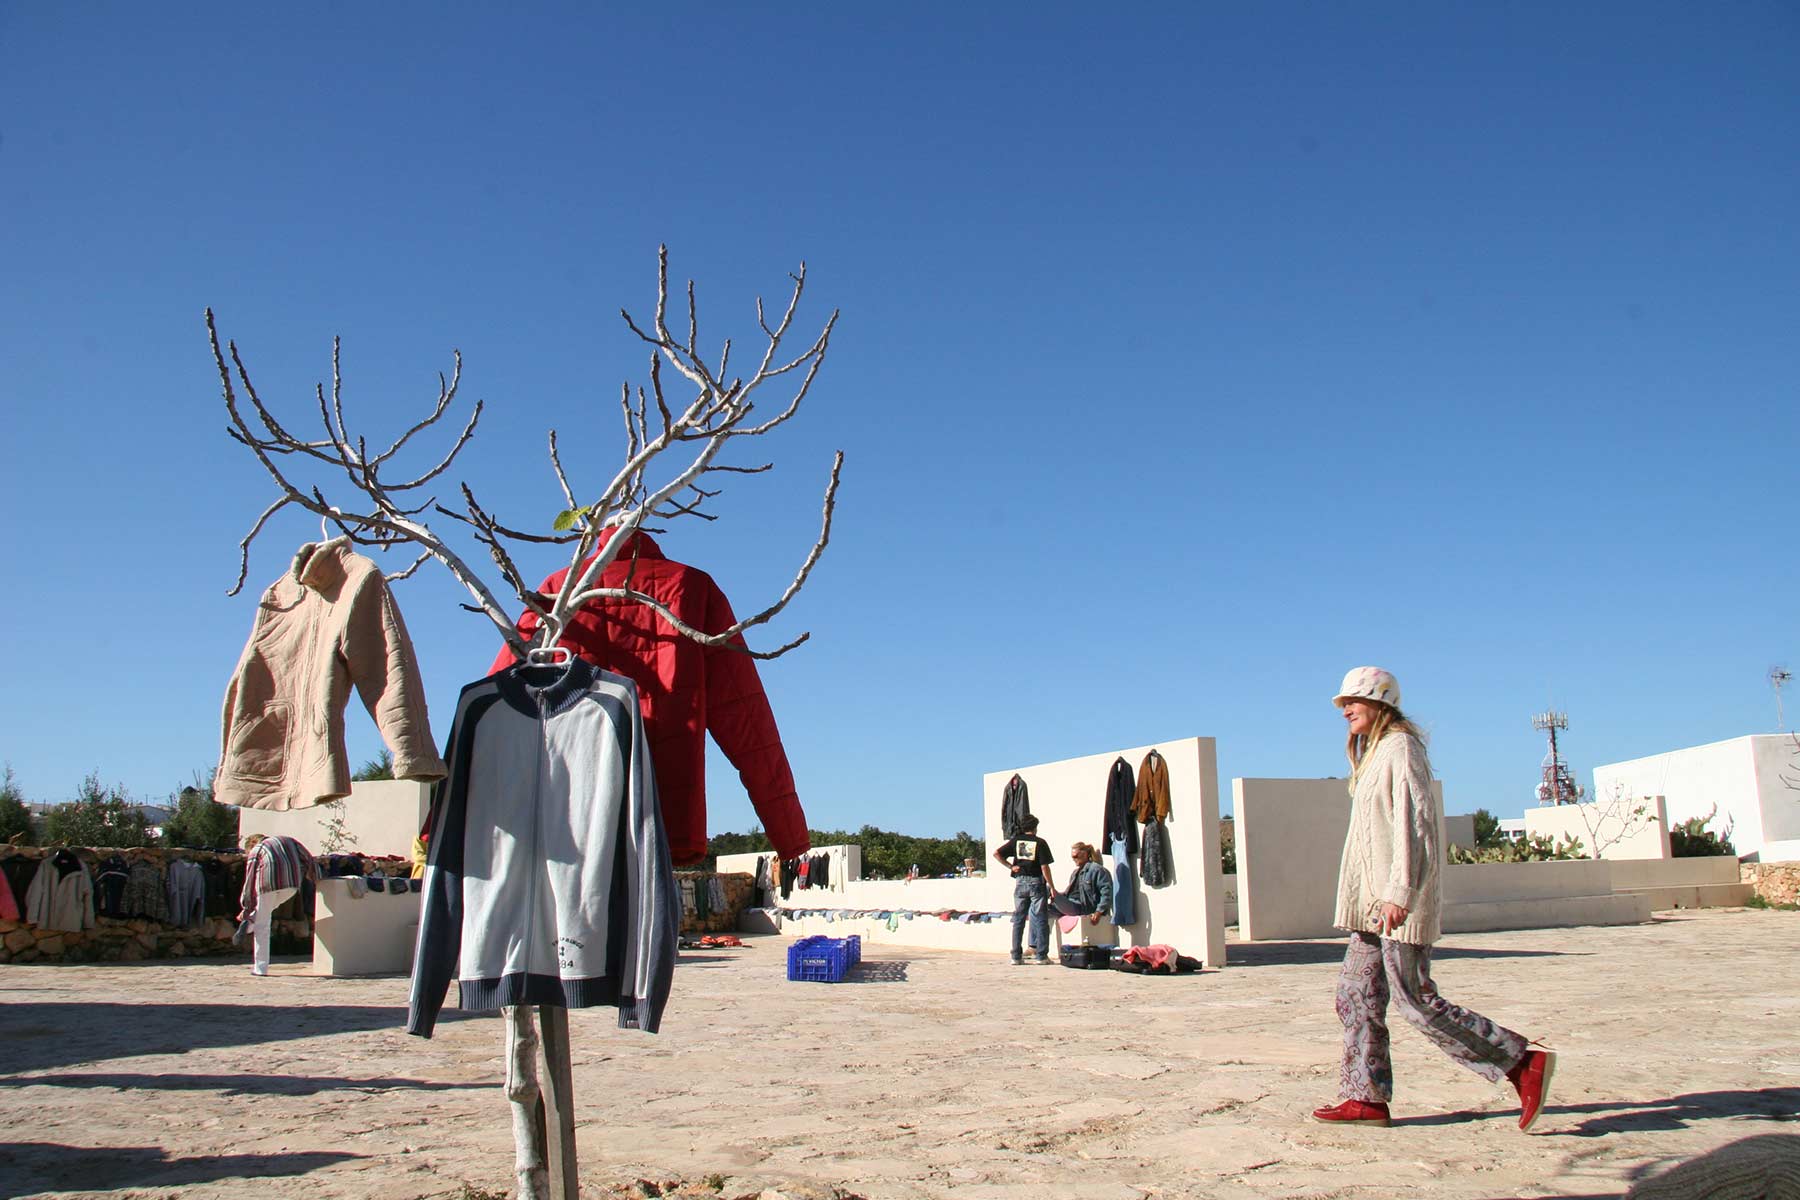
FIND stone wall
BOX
[1743,861,1800,905]
[0,846,314,965]
[678,871,755,934]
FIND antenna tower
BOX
[1531,710,1585,806]
[1771,666,1792,732]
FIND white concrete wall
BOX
[1750,735,1800,859]
[981,738,1226,967]
[1523,796,1671,860]
[1605,855,1741,889]
[312,876,420,975]
[238,779,430,858]
[1443,813,1477,850]
[1593,736,1776,858]
[1234,777,1442,942]
[1234,778,1351,942]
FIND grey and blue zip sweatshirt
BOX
[407,658,679,1037]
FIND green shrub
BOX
[42,772,153,848]
[1670,806,1735,858]
[1448,832,1587,864]
[161,782,240,850]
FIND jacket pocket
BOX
[229,701,291,781]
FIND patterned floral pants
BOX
[1335,932,1527,1103]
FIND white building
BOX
[1592,734,1800,863]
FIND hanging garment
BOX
[488,527,809,867]
[25,851,95,932]
[680,877,699,918]
[122,860,170,922]
[1108,835,1137,926]
[94,854,130,918]
[240,836,318,924]
[202,858,237,917]
[1000,774,1032,840]
[408,659,678,1038]
[1102,758,1139,857]
[812,852,829,890]
[166,860,208,927]
[1133,749,1171,823]
[217,537,446,812]
[1140,819,1173,888]
[707,876,726,913]
[780,858,798,900]
[0,868,16,922]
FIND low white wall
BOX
[1523,796,1671,860]
[312,876,420,976]
[1443,814,1476,850]
[238,779,429,858]
[1442,859,1614,904]
[1604,855,1741,889]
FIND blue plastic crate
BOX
[787,935,853,983]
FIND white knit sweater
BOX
[1333,731,1442,945]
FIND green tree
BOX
[161,781,240,850]
[353,750,395,781]
[42,772,154,848]
[1471,808,1503,848]
[0,765,34,844]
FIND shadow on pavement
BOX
[1225,941,1576,967]
[1392,1086,1800,1135]
[0,1003,479,1074]
[1473,1131,1800,1199]
[4,1071,490,1097]
[0,1143,363,1193]
[846,959,908,983]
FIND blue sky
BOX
[2,4,1795,835]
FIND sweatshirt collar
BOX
[495,657,599,716]
[291,537,354,591]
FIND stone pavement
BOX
[1,909,1797,1199]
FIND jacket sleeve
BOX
[342,571,447,783]
[407,687,480,1039]
[1094,863,1114,913]
[618,679,679,1033]
[699,579,810,860]
[24,860,50,927]
[1381,739,1439,910]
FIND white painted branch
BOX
[503,1006,550,1200]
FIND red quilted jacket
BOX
[488,529,810,866]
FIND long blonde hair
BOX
[1346,703,1430,781]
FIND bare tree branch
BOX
[212,247,842,671]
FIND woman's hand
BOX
[1377,902,1408,934]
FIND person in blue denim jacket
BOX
[1051,842,1113,927]
[992,816,1055,964]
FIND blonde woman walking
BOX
[1313,667,1556,1131]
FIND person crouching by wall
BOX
[1314,666,1557,1132]
[993,815,1056,965]
[1051,842,1113,930]
[237,833,318,977]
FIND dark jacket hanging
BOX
[1101,757,1139,857]
[1000,774,1032,840]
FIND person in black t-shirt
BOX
[992,815,1056,964]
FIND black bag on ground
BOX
[1060,944,1116,969]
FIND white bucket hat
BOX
[1333,666,1401,710]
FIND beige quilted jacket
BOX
[217,538,447,811]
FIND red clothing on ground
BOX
[489,528,809,866]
